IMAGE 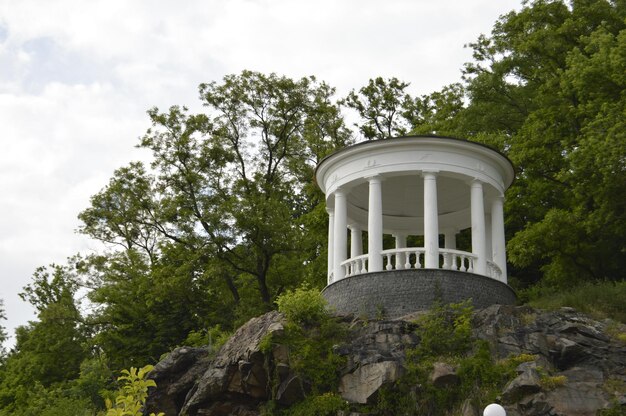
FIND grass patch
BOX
[539,374,567,390]
[524,280,626,323]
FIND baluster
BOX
[405,251,411,269]
[459,255,467,272]
[385,253,392,270]
[467,257,474,273]
[442,252,449,269]
[451,253,458,271]
[415,251,422,269]
[361,258,367,274]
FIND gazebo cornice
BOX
[316,135,515,197]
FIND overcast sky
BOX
[0,0,522,346]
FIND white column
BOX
[394,233,407,270]
[349,225,363,258]
[423,171,439,268]
[491,196,507,282]
[327,208,334,284]
[443,229,456,270]
[444,229,457,250]
[485,214,493,262]
[333,189,348,280]
[368,176,383,272]
[471,180,487,275]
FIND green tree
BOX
[0,264,88,412]
[0,300,7,360]
[76,71,350,365]
[414,0,626,286]
[345,76,416,140]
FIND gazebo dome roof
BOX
[315,135,515,234]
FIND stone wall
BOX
[321,269,516,318]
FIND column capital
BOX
[468,178,484,187]
[365,174,383,184]
[348,223,362,231]
[421,169,439,178]
[326,207,335,215]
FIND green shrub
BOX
[412,300,473,359]
[276,284,329,326]
[262,285,346,414]
[183,325,231,353]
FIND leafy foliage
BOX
[275,284,328,326]
[104,365,163,416]
[344,77,416,140]
[273,286,345,394]
[261,286,346,415]
[281,392,348,416]
[0,300,6,360]
[451,0,626,286]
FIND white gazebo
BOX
[316,136,515,289]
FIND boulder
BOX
[502,367,542,402]
[339,361,404,404]
[158,311,285,416]
[144,347,211,415]
[430,362,459,388]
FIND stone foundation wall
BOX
[321,270,516,318]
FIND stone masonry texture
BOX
[321,270,516,318]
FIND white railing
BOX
[381,247,426,271]
[341,254,369,277]
[439,248,477,273]
[336,248,499,281]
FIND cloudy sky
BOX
[0,0,522,345]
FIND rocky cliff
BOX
[144,306,626,416]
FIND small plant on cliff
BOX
[282,392,348,416]
[103,365,163,416]
[370,301,528,415]
[276,284,329,326]
[274,285,345,392]
[260,285,346,414]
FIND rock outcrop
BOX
[144,306,626,416]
